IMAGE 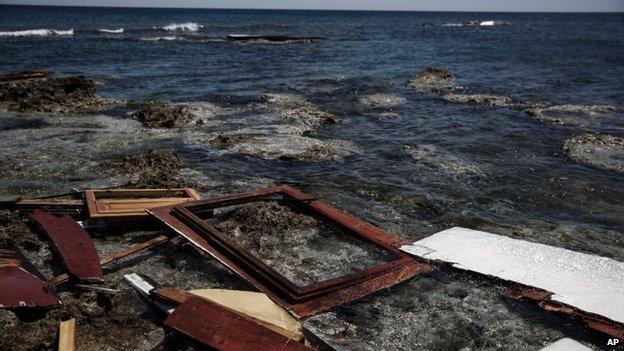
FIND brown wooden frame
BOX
[149,185,433,318]
[85,188,201,219]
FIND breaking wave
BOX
[98,28,124,34]
[0,28,74,37]
[140,36,180,41]
[161,22,203,32]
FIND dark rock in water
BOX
[442,93,512,106]
[408,67,455,90]
[563,133,624,174]
[100,149,189,188]
[209,133,255,148]
[0,71,108,113]
[0,210,43,250]
[134,101,197,128]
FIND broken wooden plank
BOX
[30,210,103,284]
[152,287,302,341]
[400,227,624,339]
[85,188,201,219]
[0,249,60,308]
[58,318,76,351]
[164,295,314,351]
[48,234,169,287]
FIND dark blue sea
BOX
[1,5,624,350]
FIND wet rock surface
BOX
[408,67,455,90]
[525,104,618,126]
[304,269,597,351]
[134,101,197,128]
[563,133,624,173]
[442,93,512,106]
[100,149,188,188]
[359,94,407,108]
[0,71,116,113]
[213,201,393,286]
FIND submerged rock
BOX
[563,133,624,174]
[0,70,114,113]
[359,94,407,108]
[408,67,455,90]
[277,105,342,131]
[442,93,512,106]
[134,101,197,128]
[525,104,618,126]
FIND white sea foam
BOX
[0,28,74,37]
[140,36,180,41]
[98,28,124,34]
[161,22,203,32]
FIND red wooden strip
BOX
[0,250,60,308]
[165,296,313,351]
[30,210,103,284]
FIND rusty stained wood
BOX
[85,188,201,219]
[164,295,314,351]
[48,234,170,287]
[58,318,76,351]
[0,249,60,308]
[506,285,624,340]
[30,210,103,284]
[148,185,434,319]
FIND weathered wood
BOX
[164,295,314,351]
[48,234,169,287]
[30,210,103,284]
[0,249,60,308]
[85,188,201,219]
[58,318,76,351]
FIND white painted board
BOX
[539,338,592,351]
[400,227,624,324]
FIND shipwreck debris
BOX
[0,249,60,308]
[164,295,314,351]
[85,188,201,220]
[148,185,434,318]
[400,227,624,339]
[30,209,103,284]
[58,318,76,351]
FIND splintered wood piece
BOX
[164,295,313,351]
[30,210,103,284]
[48,234,169,287]
[0,249,60,308]
[152,287,302,341]
[58,318,76,351]
[85,188,201,219]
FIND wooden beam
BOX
[58,318,76,351]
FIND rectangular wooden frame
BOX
[149,185,433,318]
[85,188,201,219]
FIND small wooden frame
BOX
[85,189,201,219]
[149,185,433,318]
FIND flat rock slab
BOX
[400,227,624,325]
[0,249,60,308]
[164,295,314,351]
[30,210,103,284]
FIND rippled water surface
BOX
[0,6,623,348]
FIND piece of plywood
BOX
[58,318,76,351]
[30,210,103,284]
[190,289,302,340]
[85,188,201,219]
[400,227,624,328]
[164,295,314,351]
[0,249,60,308]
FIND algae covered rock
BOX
[134,101,197,128]
[442,93,512,106]
[563,133,624,174]
[409,67,455,90]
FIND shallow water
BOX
[0,5,623,350]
